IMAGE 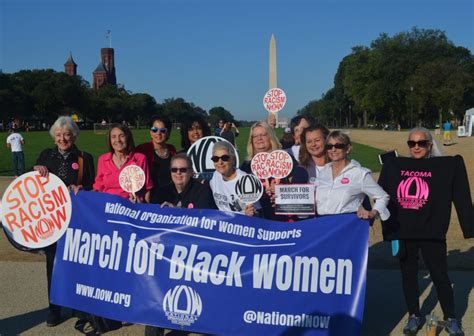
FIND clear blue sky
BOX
[1,0,473,121]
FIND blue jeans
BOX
[12,151,25,176]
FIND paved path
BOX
[0,261,472,335]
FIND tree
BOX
[159,98,208,124]
[208,106,236,126]
[304,27,474,128]
[125,93,157,125]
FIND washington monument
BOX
[268,34,278,127]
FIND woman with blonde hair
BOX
[244,121,281,162]
[315,130,390,220]
[241,121,302,220]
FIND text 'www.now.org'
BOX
[75,283,132,307]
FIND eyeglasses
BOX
[150,127,167,134]
[252,133,268,139]
[325,143,347,150]
[170,167,189,173]
[407,140,430,148]
[211,155,231,162]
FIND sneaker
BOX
[403,314,422,335]
[46,311,61,327]
[445,318,464,336]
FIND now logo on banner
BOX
[163,285,202,327]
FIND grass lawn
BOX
[1,128,383,176]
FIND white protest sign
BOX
[234,174,264,204]
[275,184,316,215]
[267,150,293,179]
[263,88,286,113]
[187,136,239,180]
[250,150,293,179]
[250,152,271,179]
[1,172,72,249]
[119,165,146,193]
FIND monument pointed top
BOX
[269,34,277,90]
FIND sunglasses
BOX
[150,127,168,134]
[407,140,430,148]
[211,155,231,162]
[325,143,347,150]
[170,167,189,173]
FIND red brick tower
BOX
[64,52,77,76]
[93,63,108,89]
[93,47,117,89]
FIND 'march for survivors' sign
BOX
[51,192,368,335]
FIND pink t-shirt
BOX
[93,151,153,199]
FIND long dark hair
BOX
[107,123,135,153]
[180,115,211,150]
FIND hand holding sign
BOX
[119,165,146,193]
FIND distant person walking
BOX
[6,127,25,177]
[443,120,452,145]
[219,121,240,146]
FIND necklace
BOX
[113,153,126,168]
[155,147,169,159]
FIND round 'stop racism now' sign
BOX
[263,88,286,114]
[1,172,72,249]
[250,150,293,179]
[119,165,146,193]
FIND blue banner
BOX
[51,192,369,335]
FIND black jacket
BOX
[35,146,95,190]
[379,155,473,240]
[151,178,217,210]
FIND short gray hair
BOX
[212,141,237,167]
[171,153,193,170]
[49,116,80,138]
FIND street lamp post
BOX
[348,105,352,128]
[410,86,414,128]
